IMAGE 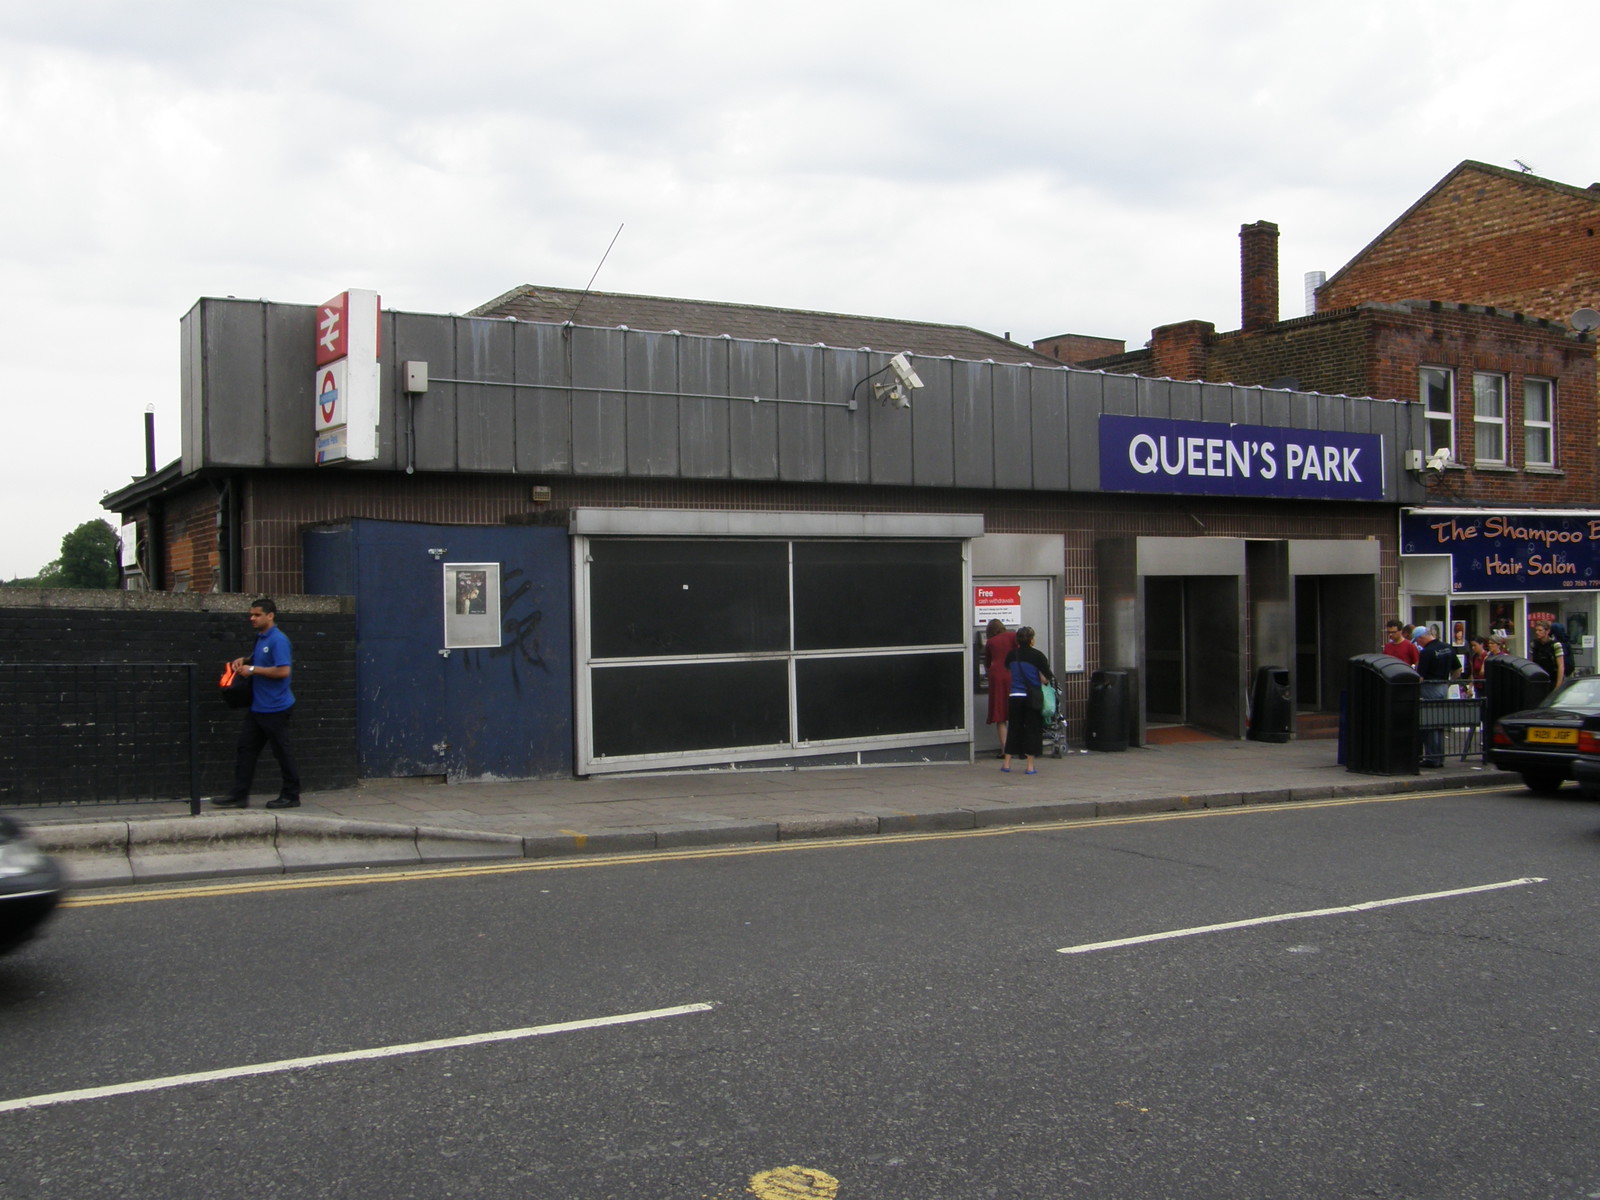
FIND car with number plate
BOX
[0,815,65,955]
[1489,675,1600,796]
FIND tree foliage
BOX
[5,520,120,588]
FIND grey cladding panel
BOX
[1198,384,1232,424]
[911,355,955,488]
[777,344,826,483]
[626,331,679,476]
[678,335,730,479]
[1065,370,1102,490]
[952,360,995,490]
[570,327,627,475]
[823,349,870,484]
[1169,380,1205,421]
[1102,372,1138,416]
[991,369,1029,489]
[727,341,778,479]
[866,353,912,485]
[1316,391,1346,432]
[1029,369,1071,492]
[1231,387,1263,425]
[456,318,516,473]
[1259,390,1291,427]
[1136,376,1173,417]
[513,321,572,474]
[393,312,459,472]
[204,301,269,466]
[181,304,202,474]
[264,303,317,467]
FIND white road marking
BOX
[0,1002,716,1115]
[1057,877,1547,955]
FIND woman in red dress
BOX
[984,619,1019,755]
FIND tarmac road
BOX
[3,782,1597,1199]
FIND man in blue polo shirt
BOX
[213,597,301,809]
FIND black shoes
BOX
[265,796,300,809]
[211,796,249,808]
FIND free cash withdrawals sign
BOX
[1401,510,1600,592]
[1098,414,1385,501]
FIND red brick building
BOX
[1316,160,1600,323]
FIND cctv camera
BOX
[1425,448,1452,474]
[888,352,924,391]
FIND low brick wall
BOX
[0,590,356,803]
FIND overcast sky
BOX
[1,1,1594,579]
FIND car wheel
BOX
[1520,770,1565,796]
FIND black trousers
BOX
[229,707,300,803]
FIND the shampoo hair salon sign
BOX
[1098,414,1385,501]
[1401,510,1600,591]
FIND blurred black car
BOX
[1489,675,1600,797]
[0,814,65,955]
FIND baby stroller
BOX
[1043,681,1070,758]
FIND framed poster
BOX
[444,563,502,648]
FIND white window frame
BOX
[1473,371,1507,465]
[1419,367,1454,460]
[1524,377,1555,468]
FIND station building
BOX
[104,286,1428,782]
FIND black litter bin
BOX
[1345,653,1421,775]
[1482,654,1551,750]
[1247,666,1293,743]
[1085,670,1129,752]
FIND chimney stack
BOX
[1240,221,1279,332]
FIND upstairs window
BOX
[1419,367,1454,459]
[1473,372,1507,465]
[1524,378,1555,468]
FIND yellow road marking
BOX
[59,787,1484,908]
[747,1165,840,1199]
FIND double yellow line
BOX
[62,788,1474,908]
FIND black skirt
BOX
[1004,694,1044,757]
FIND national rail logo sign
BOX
[312,289,381,465]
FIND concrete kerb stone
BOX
[778,813,880,840]
[876,810,976,834]
[415,824,526,863]
[654,820,779,849]
[36,821,134,888]
[522,830,657,858]
[128,812,282,883]
[971,800,1099,827]
[274,815,424,871]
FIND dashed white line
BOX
[0,1001,716,1115]
[1058,877,1548,955]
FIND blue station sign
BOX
[1401,510,1600,592]
[1098,414,1385,501]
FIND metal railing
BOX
[0,663,201,813]
[1419,693,1484,763]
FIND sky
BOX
[1,1,1595,579]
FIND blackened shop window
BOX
[591,660,789,756]
[589,540,789,658]
[792,541,964,650]
[796,652,966,741]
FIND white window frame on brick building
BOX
[1524,377,1556,469]
[1419,367,1454,459]
[1473,371,1507,465]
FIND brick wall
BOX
[162,486,222,592]
[1318,164,1600,323]
[0,591,355,803]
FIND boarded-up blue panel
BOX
[457,318,516,472]
[394,312,458,472]
[570,327,627,475]
[679,335,730,478]
[304,519,573,780]
[952,360,994,490]
[728,341,779,479]
[626,330,679,476]
[1029,368,1071,492]
[514,321,572,474]
[777,344,827,483]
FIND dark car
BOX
[0,815,65,955]
[1489,675,1600,796]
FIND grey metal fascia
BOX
[567,508,985,539]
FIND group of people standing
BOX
[983,619,1054,775]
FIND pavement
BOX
[11,736,1503,889]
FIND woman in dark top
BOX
[1002,626,1054,775]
